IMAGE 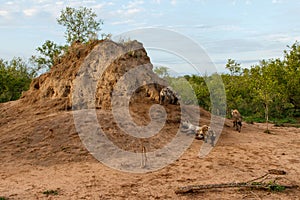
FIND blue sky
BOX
[0,0,300,73]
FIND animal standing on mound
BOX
[159,86,179,105]
[231,109,242,132]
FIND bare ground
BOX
[0,100,300,199]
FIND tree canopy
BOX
[0,58,33,102]
[31,6,103,71]
[57,6,103,44]
[30,40,66,71]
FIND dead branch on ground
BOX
[175,169,298,194]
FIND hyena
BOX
[231,109,242,132]
[159,86,179,105]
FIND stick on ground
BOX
[175,169,298,194]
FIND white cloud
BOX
[271,0,288,4]
[112,1,144,17]
[272,0,283,3]
[152,0,161,4]
[5,1,14,5]
[111,19,134,25]
[125,0,144,9]
[264,34,298,43]
[55,1,64,5]
[126,8,142,15]
[170,0,177,5]
[0,10,9,17]
[23,8,39,16]
[205,24,243,32]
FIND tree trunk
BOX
[266,103,269,131]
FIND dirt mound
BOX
[0,39,193,166]
[21,39,165,111]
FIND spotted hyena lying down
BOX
[181,121,216,146]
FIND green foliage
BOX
[57,6,103,44]
[250,181,286,192]
[42,189,59,196]
[267,181,286,192]
[190,76,211,110]
[177,41,300,122]
[30,7,104,72]
[101,33,112,40]
[243,116,265,124]
[284,41,300,111]
[30,40,66,71]
[0,197,8,200]
[273,117,297,124]
[225,59,242,76]
[154,66,170,78]
[0,58,33,103]
[205,73,226,115]
[169,77,198,105]
[222,41,300,122]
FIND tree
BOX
[0,58,32,102]
[205,73,226,115]
[248,60,284,132]
[57,6,103,44]
[223,59,244,115]
[284,41,300,113]
[30,40,66,71]
[154,66,170,78]
[225,59,242,76]
[185,75,211,110]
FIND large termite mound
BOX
[22,39,165,110]
[0,39,173,165]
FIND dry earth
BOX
[0,99,300,200]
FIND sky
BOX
[0,0,300,74]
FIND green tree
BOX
[154,66,170,78]
[284,41,300,114]
[30,40,66,71]
[169,77,199,105]
[0,58,32,102]
[205,73,226,115]
[57,6,103,44]
[225,59,242,76]
[249,60,284,131]
[223,59,244,116]
[188,75,210,110]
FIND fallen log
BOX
[175,169,298,194]
[175,182,298,194]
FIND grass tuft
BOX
[42,189,59,196]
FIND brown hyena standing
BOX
[231,109,242,132]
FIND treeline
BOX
[156,41,300,123]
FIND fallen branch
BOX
[175,169,298,194]
[175,182,298,194]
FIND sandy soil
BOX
[0,100,300,199]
